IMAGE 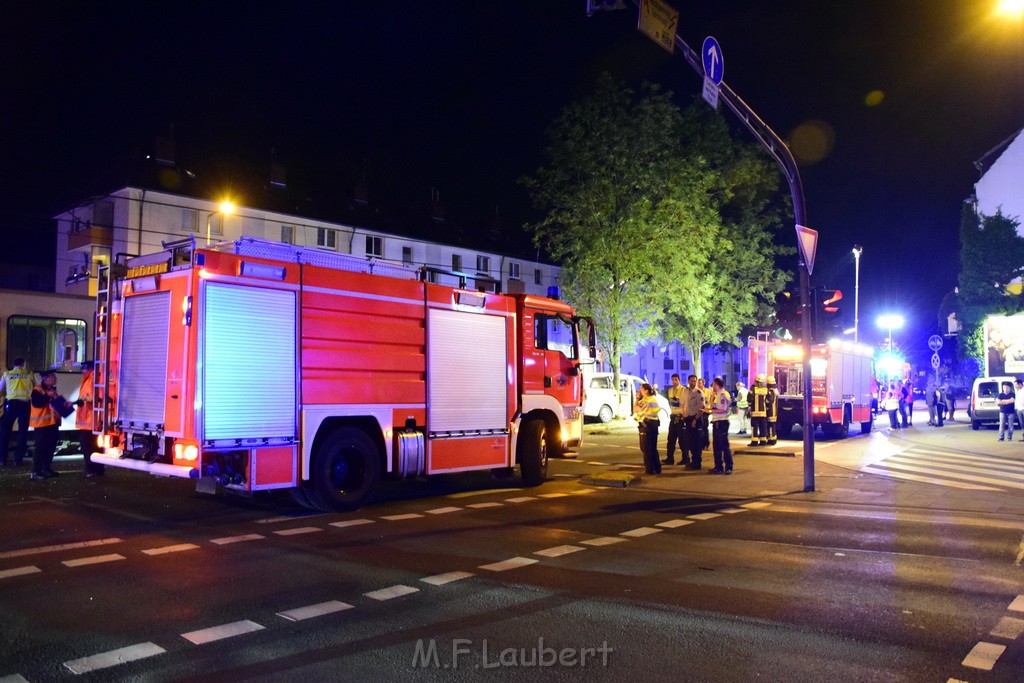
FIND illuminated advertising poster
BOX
[984,314,1024,376]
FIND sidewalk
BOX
[581,415,1024,519]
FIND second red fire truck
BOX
[90,237,593,510]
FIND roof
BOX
[974,127,1024,176]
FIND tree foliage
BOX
[523,76,792,382]
[955,204,1024,362]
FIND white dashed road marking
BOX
[504,497,536,503]
[720,508,748,514]
[466,502,503,509]
[687,513,722,521]
[479,557,539,572]
[141,544,200,556]
[209,533,265,545]
[63,642,166,674]
[620,527,662,538]
[381,513,425,521]
[740,502,772,509]
[425,507,461,515]
[580,537,627,546]
[1008,595,1024,612]
[277,600,354,622]
[990,616,1024,639]
[62,554,126,568]
[421,571,475,586]
[330,519,374,529]
[534,545,586,558]
[364,585,420,601]
[181,620,264,645]
[0,537,122,560]
[539,493,569,499]
[273,527,323,536]
[961,641,1006,670]
[656,519,694,529]
[0,566,41,580]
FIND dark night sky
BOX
[3,1,1022,361]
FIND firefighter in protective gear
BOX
[748,374,769,446]
[75,361,104,476]
[766,375,779,445]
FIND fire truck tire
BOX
[308,428,381,511]
[775,422,793,440]
[518,419,548,486]
[597,405,614,423]
[861,419,873,434]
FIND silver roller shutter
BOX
[427,308,508,433]
[118,291,172,427]
[203,283,297,441]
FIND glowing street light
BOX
[852,245,863,342]
[876,314,905,353]
[206,200,236,245]
[995,0,1024,19]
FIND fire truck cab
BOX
[749,338,874,439]
[90,237,592,510]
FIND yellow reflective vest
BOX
[2,368,33,401]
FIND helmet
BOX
[767,376,777,386]
[755,373,766,383]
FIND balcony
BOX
[67,222,113,252]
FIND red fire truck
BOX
[90,237,592,510]
[748,338,874,438]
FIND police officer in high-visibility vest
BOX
[748,374,769,446]
[634,383,662,475]
[766,375,779,445]
[0,357,34,466]
[663,374,685,465]
[75,361,104,477]
[29,370,74,479]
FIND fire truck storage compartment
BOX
[202,282,297,443]
[118,291,172,428]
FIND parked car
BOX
[583,373,669,423]
[968,376,1017,429]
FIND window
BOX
[534,268,541,285]
[508,262,521,280]
[6,316,87,371]
[476,255,490,273]
[365,235,383,257]
[402,246,413,265]
[590,376,612,389]
[533,313,577,359]
[182,208,198,233]
[680,359,691,370]
[452,254,462,271]
[208,214,224,237]
[316,228,337,250]
[281,225,295,244]
[663,358,674,369]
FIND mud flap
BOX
[195,476,218,495]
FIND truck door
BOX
[532,312,581,407]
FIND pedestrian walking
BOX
[0,357,34,467]
[663,374,685,465]
[997,381,1015,442]
[708,377,733,475]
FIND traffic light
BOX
[773,290,800,340]
[812,287,843,341]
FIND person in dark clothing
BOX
[997,381,1016,442]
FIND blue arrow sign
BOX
[702,36,724,85]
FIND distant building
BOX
[974,127,1024,227]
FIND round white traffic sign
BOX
[928,335,943,351]
[930,352,941,369]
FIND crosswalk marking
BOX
[861,447,1024,492]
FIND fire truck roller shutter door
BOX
[118,291,172,427]
[203,283,297,442]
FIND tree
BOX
[660,108,792,378]
[522,76,719,383]
[956,204,1024,363]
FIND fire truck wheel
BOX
[860,419,873,434]
[518,419,549,486]
[597,405,614,423]
[309,428,381,511]
[775,422,793,440]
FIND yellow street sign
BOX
[638,0,678,53]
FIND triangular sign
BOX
[795,224,818,275]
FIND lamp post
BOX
[877,313,905,356]
[205,200,236,245]
[852,245,862,342]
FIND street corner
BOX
[580,471,643,488]
[731,442,799,457]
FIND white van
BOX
[583,372,669,423]
[968,376,1016,429]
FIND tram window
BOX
[6,316,87,371]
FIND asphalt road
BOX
[0,416,1021,682]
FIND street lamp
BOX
[876,314,905,353]
[852,245,862,342]
[206,200,236,245]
